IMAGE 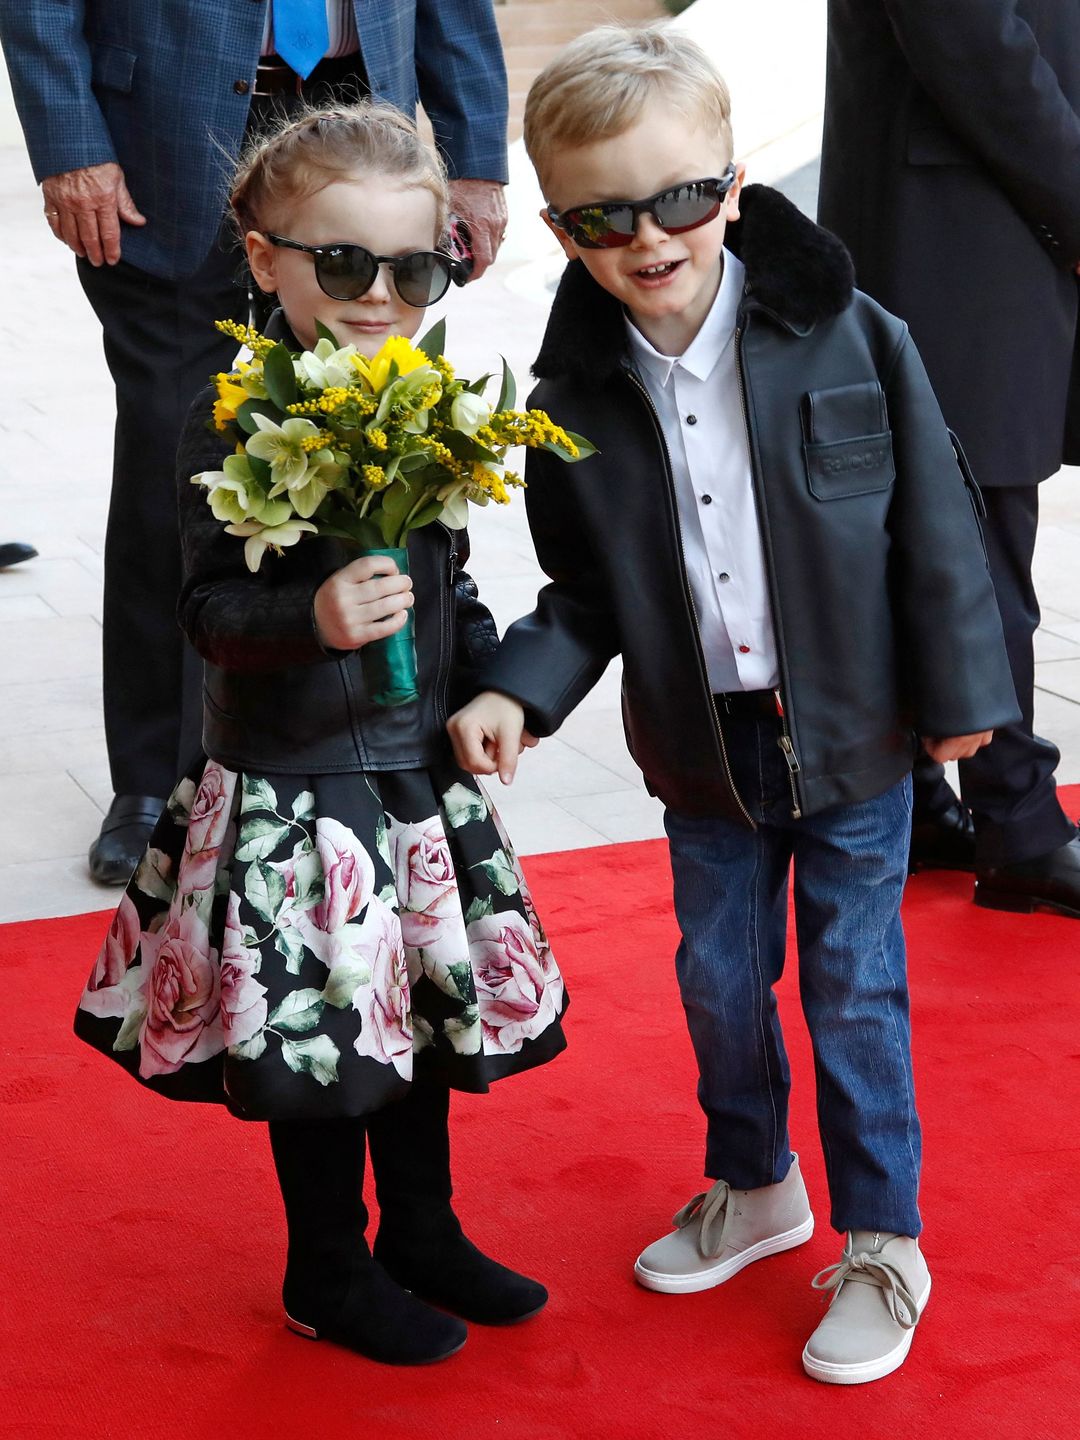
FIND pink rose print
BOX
[515,870,562,1000]
[353,898,413,1079]
[290,818,376,966]
[80,896,144,1018]
[220,893,268,1048]
[138,907,223,1078]
[178,762,236,894]
[388,815,460,948]
[468,911,560,1054]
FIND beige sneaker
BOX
[633,1154,814,1294]
[802,1230,931,1385]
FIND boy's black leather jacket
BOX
[484,185,1020,822]
[175,317,498,774]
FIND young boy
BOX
[448,26,1019,1384]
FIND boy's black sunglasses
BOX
[266,234,467,306]
[547,165,738,249]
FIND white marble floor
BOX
[2,117,1079,923]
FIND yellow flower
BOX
[212,365,253,431]
[353,335,430,393]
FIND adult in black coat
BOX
[818,0,1080,920]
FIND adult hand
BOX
[313,553,414,651]
[42,162,146,266]
[447,690,537,784]
[448,178,508,280]
[922,730,993,763]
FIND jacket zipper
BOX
[626,369,755,828]
[734,318,804,820]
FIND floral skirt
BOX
[74,757,567,1121]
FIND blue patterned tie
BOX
[273,0,330,80]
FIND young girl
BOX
[74,103,567,1367]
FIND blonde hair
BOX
[524,25,733,194]
[230,100,450,240]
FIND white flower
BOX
[450,392,492,436]
[246,413,321,488]
[298,337,360,390]
[225,517,318,572]
[195,455,294,527]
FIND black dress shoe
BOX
[0,541,38,569]
[908,798,977,874]
[974,826,1080,919]
[88,794,166,885]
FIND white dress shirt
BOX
[263,1,360,59]
[626,249,781,694]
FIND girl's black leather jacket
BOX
[175,346,498,774]
[483,186,1020,822]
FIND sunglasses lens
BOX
[313,244,377,300]
[566,205,636,248]
[652,181,724,233]
[393,253,452,307]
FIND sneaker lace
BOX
[810,1244,922,1329]
[672,1180,733,1258]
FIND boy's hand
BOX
[313,553,414,651]
[448,691,538,784]
[921,731,993,763]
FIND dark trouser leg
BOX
[367,1075,548,1324]
[958,485,1075,865]
[267,1116,466,1363]
[77,228,247,796]
[910,752,958,818]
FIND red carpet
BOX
[3,789,1080,1440]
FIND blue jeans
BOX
[664,715,921,1236]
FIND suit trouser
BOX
[913,484,1076,865]
[77,232,247,796]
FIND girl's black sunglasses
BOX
[267,234,467,306]
[547,165,738,249]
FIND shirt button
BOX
[701,494,712,505]
[738,645,751,653]
[718,572,731,583]
[686,414,698,425]
[234,78,251,94]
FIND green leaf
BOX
[235,397,283,436]
[444,1008,482,1056]
[314,319,342,348]
[463,895,494,925]
[134,848,173,903]
[269,987,325,1033]
[291,789,316,822]
[401,498,443,534]
[112,999,146,1053]
[418,317,446,361]
[474,848,520,896]
[235,816,291,863]
[442,782,487,830]
[291,848,325,912]
[274,923,307,975]
[245,857,286,924]
[465,373,493,395]
[241,776,279,814]
[246,452,273,488]
[447,961,474,1001]
[377,882,398,908]
[263,342,299,410]
[322,961,372,1008]
[281,1034,340,1086]
[232,1030,267,1061]
[375,815,392,870]
[496,354,516,413]
[545,430,598,462]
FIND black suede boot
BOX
[267,1116,466,1365]
[367,1079,548,1325]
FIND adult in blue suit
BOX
[0,1,509,882]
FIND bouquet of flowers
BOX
[193,318,594,705]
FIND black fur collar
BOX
[533,184,855,382]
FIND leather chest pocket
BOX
[802,381,895,500]
[91,43,137,94]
